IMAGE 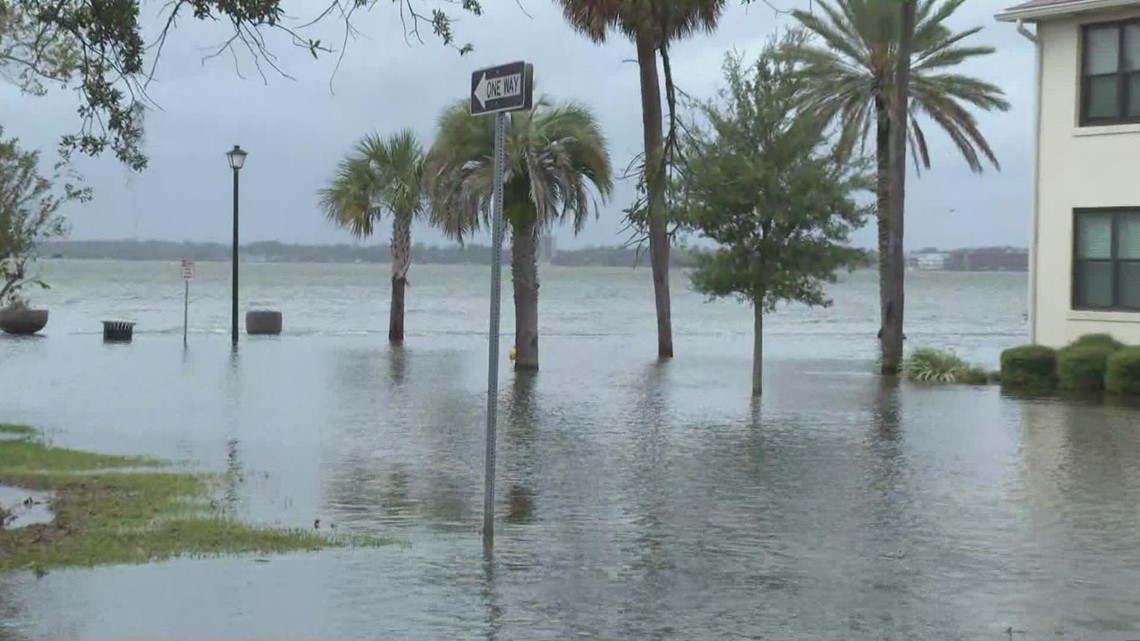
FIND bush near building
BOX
[1000,345,1058,391]
[1106,347,1140,396]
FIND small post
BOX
[180,257,194,347]
[483,111,507,551]
[183,280,189,347]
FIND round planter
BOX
[245,310,282,336]
[0,308,48,335]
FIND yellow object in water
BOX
[508,346,517,361]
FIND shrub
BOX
[905,348,966,383]
[1106,347,1140,395]
[1000,344,1057,391]
[959,366,990,386]
[1057,345,1115,392]
[1067,333,1125,352]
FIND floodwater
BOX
[1,261,1139,640]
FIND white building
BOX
[998,0,1140,346]
[911,252,948,270]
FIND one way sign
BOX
[470,61,534,116]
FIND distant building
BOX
[996,0,1140,345]
[945,246,1028,272]
[909,252,948,270]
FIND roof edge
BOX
[996,0,1140,22]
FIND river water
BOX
[1,260,1139,640]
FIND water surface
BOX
[2,262,1137,640]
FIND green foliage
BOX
[1057,345,1117,392]
[0,428,385,570]
[902,348,991,385]
[6,0,482,170]
[0,128,91,307]
[1106,347,1140,395]
[1000,344,1058,391]
[679,35,870,312]
[319,129,426,238]
[0,423,35,436]
[960,366,990,386]
[785,0,1010,173]
[424,96,614,239]
[1067,333,1125,352]
[904,347,965,382]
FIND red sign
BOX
[180,257,195,280]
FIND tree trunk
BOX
[511,218,539,371]
[882,0,916,375]
[388,212,412,343]
[752,303,764,397]
[635,27,673,360]
[875,97,892,367]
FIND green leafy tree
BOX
[319,130,425,343]
[785,0,1009,374]
[554,0,727,360]
[0,127,90,308]
[3,0,482,170]
[680,41,871,396]
[425,97,613,371]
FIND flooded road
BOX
[2,262,1137,639]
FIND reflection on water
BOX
[2,265,1138,640]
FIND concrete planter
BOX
[0,308,48,335]
[245,310,282,335]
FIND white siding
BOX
[1035,11,1140,345]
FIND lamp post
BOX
[226,145,247,348]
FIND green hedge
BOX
[1000,345,1058,391]
[1057,345,1115,392]
[1068,333,1125,352]
[1106,347,1140,395]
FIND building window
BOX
[1081,20,1140,125]
[1074,209,1140,310]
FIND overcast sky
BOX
[1,0,1034,250]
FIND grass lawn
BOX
[0,425,385,571]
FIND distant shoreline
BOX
[37,240,1026,271]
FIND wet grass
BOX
[0,425,386,571]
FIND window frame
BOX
[1079,18,1140,126]
[1072,207,1140,312]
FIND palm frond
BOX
[318,129,427,239]
[788,0,1008,174]
[424,95,613,242]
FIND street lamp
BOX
[226,145,247,348]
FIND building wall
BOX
[1036,10,1140,346]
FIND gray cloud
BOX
[4,0,1035,250]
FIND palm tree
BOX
[787,0,1009,373]
[424,97,613,371]
[555,0,727,360]
[319,130,425,343]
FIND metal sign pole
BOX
[483,111,507,550]
[183,280,189,347]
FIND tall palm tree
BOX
[319,130,425,343]
[424,97,613,371]
[787,0,1009,373]
[555,0,727,360]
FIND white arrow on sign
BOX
[473,72,523,109]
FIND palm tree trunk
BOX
[882,0,916,375]
[635,27,673,360]
[511,218,540,371]
[752,302,764,397]
[875,97,893,367]
[389,212,412,343]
